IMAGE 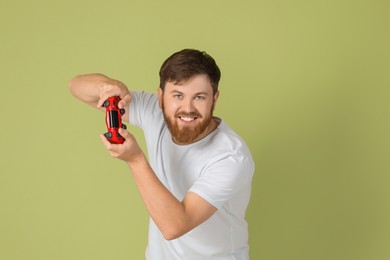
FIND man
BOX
[68,49,254,259]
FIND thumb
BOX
[119,128,130,139]
[118,93,131,109]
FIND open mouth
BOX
[179,116,197,122]
[176,111,201,124]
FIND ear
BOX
[158,87,163,108]
[212,91,220,111]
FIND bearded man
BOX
[69,49,254,260]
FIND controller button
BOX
[102,100,110,107]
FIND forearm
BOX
[68,73,106,106]
[68,73,129,108]
[127,156,189,240]
[100,130,217,240]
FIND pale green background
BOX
[1,0,389,259]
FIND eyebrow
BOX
[170,90,183,95]
[170,90,209,96]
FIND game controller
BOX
[102,96,127,144]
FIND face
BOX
[158,74,219,145]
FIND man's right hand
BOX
[68,73,131,122]
[96,81,131,110]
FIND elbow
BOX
[68,76,77,96]
[68,75,81,95]
[163,231,182,241]
[161,225,187,241]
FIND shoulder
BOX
[201,120,255,172]
[130,91,162,127]
[130,91,158,107]
[212,121,252,155]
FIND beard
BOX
[162,102,214,144]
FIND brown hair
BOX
[159,49,221,94]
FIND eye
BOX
[194,95,205,100]
[173,94,183,99]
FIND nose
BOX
[181,97,195,112]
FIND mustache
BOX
[175,111,202,118]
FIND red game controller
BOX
[102,96,127,144]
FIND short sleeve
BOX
[129,91,160,129]
[189,152,254,209]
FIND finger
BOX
[100,134,123,156]
[97,96,108,108]
[96,84,118,108]
[100,134,112,148]
[97,93,112,108]
[118,92,131,109]
[119,128,130,140]
[96,98,105,109]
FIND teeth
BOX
[181,117,195,122]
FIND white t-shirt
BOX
[129,91,255,260]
